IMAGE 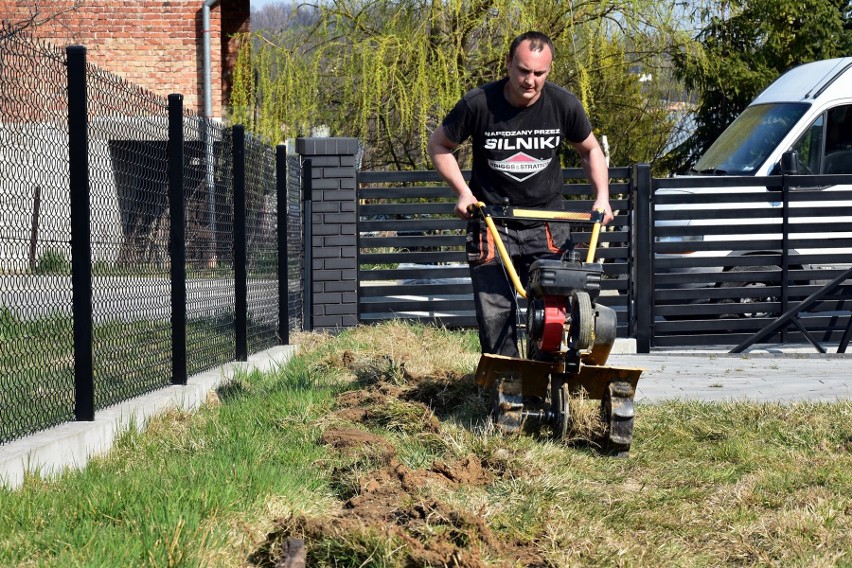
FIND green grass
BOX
[1,353,341,567]
[2,322,852,566]
[0,309,75,439]
[0,311,244,443]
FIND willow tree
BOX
[231,0,694,171]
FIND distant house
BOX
[0,1,251,271]
[1,0,250,119]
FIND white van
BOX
[656,57,852,314]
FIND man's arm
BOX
[427,125,479,220]
[571,132,614,225]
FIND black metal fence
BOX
[356,168,633,335]
[0,27,302,444]
[638,167,852,351]
[356,166,852,353]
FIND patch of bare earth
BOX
[251,352,548,567]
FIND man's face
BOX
[504,40,552,107]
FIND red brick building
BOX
[1,0,250,119]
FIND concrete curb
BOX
[610,337,637,354]
[0,345,297,490]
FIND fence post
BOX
[301,157,313,331]
[233,125,248,361]
[28,185,41,271]
[276,144,289,344]
[168,94,187,385]
[780,173,791,341]
[631,163,653,353]
[295,138,359,331]
[67,45,94,421]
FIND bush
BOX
[35,249,71,275]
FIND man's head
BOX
[508,31,555,62]
[504,31,554,108]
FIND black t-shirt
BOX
[442,78,593,209]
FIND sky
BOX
[250,0,286,10]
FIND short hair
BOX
[508,31,555,61]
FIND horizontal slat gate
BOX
[356,168,633,334]
[650,174,852,348]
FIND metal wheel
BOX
[551,380,571,440]
[601,381,635,456]
[570,290,594,351]
[490,376,524,434]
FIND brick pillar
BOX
[296,137,359,331]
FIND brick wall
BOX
[1,0,249,117]
[296,137,360,331]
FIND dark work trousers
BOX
[467,218,573,356]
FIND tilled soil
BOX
[250,351,550,567]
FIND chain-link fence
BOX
[0,25,75,443]
[86,60,174,410]
[245,135,278,354]
[0,25,303,444]
[182,118,237,377]
[285,153,303,336]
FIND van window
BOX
[693,103,809,175]
[790,114,824,174]
[824,105,852,174]
[790,104,852,175]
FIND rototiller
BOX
[470,202,642,455]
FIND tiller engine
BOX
[471,204,643,456]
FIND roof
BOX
[752,57,852,104]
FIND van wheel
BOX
[719,265,780,318]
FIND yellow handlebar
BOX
[479,210,528,299]
[469,202,604,299]
[586,218,602,264]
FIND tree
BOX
[555,21,684,169]
[249,2,318,32]
[231,0,694,171]
[664,0,852,173]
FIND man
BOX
[427,31,613,357]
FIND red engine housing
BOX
[533,296,567,353]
